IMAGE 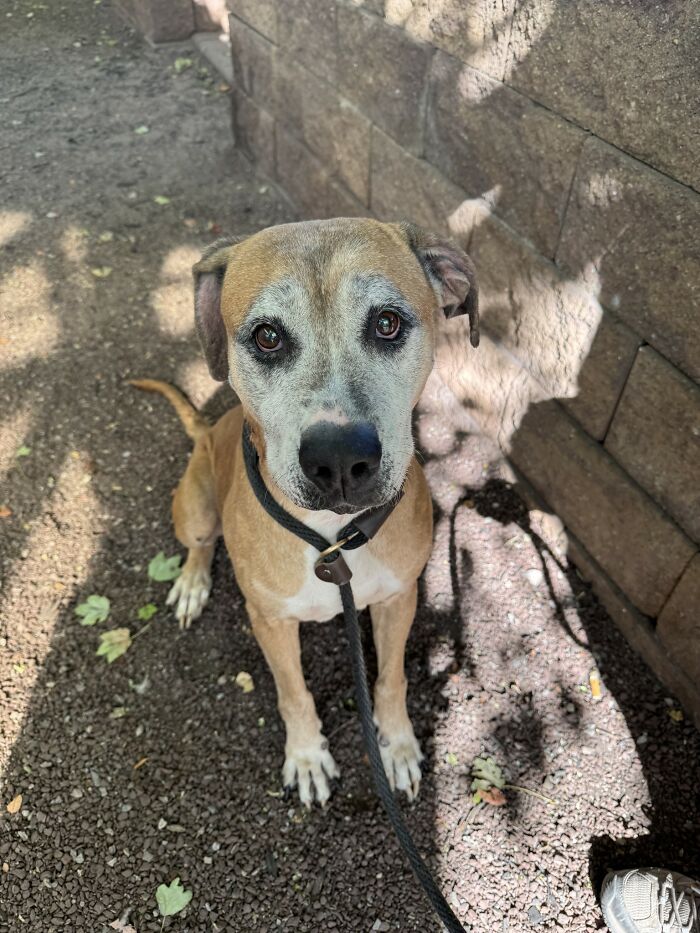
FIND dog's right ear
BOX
[193,236,244,382]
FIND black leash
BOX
[242,425,468,933]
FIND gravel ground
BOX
[1,2,699,931]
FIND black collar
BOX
[241,422,402,585]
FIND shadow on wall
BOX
[424,192,603,450]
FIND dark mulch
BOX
[1,1,698,930]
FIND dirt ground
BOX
[1,1,699,931]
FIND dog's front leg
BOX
[370,582,423,801]
[248,607,340,807]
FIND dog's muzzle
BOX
[298,421,382,509]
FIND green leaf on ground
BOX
[137,603,158,621]
[16,446,31,457]
[156,877,192,917]
[75,594,110,626]
[133,124,149,135]
[153,195,170,205]
[173,57,193,74]
[91,266,112,278]
[445,752,458,767]
[96,628,132,663]
[470,755,506,792]
[148,552,181,582]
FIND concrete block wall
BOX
[119,0,700,723]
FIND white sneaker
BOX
[601,869,700,933]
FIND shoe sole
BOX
[600,872,643,933]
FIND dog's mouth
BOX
[288,485,392,516]
[327,501,367,515]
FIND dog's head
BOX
[193,218,478,513]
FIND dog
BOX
[131,218,478,807]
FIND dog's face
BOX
[194,218,478,513]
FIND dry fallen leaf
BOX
[235,671,254,693]
[479,787,507,806]
[109,919,138,933]
[0,506,12,518]
[6,794,22,814]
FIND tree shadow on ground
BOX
[468,477,700,893]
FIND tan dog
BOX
[132,218,478,807]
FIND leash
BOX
[242,424,468,933]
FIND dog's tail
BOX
[128,378,209,440]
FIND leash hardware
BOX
[314,532,360,585]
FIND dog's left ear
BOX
[192,236,245,381]
[401,224,479,348]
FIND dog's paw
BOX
[166,567,211,629]
[282,738,340,808]
[377,723,423,802]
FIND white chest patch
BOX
[282,510,403,622]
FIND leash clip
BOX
[314,532,359,585]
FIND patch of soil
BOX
[1,1,698,931]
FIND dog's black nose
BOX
[299,422,382,501]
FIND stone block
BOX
[431,325,548,451]
[277,0,337,82]
[275,126,329,219]
[385,0,516,81]
[469,216,603,404]
[562,311,640,441]
[565,531,700,730]
[194,32,234,83]
[233,89,275,178]
[348,0,383,13]
[557,139,700,382]
[426,52,585,257]
[657,554,700,687]
[506,0,700,191]
[194,0,227,32]
[337,3,433,151]
[273,57,370,204]
[230,14,275,104]
[370,127,469,237]
[227,0,277,41]
[509,401,696,617]
[605,347,700,542]
[116,0,195,41]
[325,179,369,219]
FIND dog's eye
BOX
[254,323,282,352]
[375,310,401,340]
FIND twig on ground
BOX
[504,783,557,805]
